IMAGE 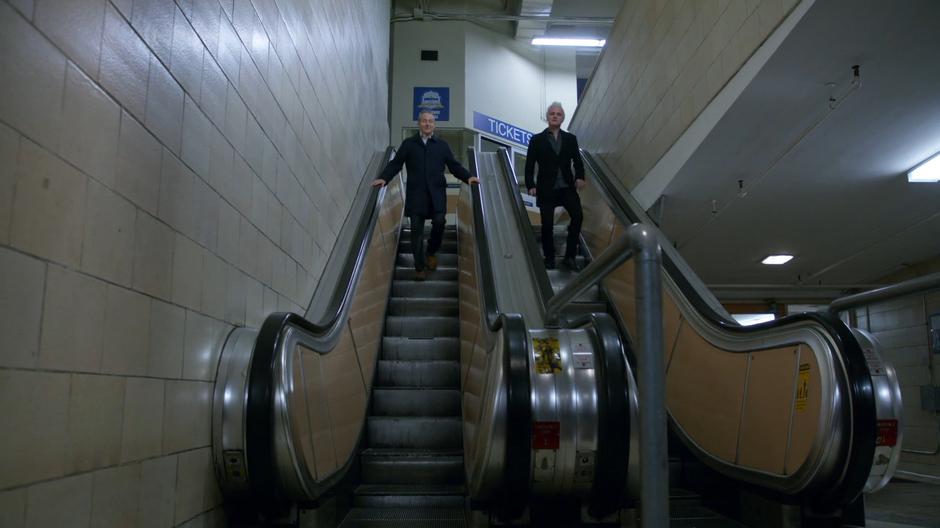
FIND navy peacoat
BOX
[379,134,471,216]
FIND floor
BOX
[865,479,940,528]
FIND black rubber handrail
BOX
[580,149,876,509]
[467,148,532,520]
[244,148,396,507]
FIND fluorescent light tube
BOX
[531,38,606,47]
[908,152,940,182]
[761,255,794,265]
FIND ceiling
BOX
[654,0,940,299]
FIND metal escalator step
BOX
[339,507,466,528]
[398,240,458,254]
[360,449,463,485]
[559,301,609,321]
[390,281,458,299]
[375,360,459,389]
[394,267,458,281]
[397,254,458,268]
[353,491,465,510]
[381,337,459,361]
[371,388,461,417]
[367,417,462,449]
[387,297,458,317]
[384,316,459,338]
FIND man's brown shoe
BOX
[426,254,438,271]
[414,270,427,281]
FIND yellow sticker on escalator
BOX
[533,337,562,374]
[795,363,810,411]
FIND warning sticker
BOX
[795,363,810,412]
[532,421,561,450]
[876,419,898,447]
[533,337,562,374]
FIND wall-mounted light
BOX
[531,37,606,47]
[908,152,940,183]
[761,254,794,265]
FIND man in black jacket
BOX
[373,111,479,280]
[524,102,585,270]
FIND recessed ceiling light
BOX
[908,151,940,182]
[761,254,794,265]
[531,38,606,47]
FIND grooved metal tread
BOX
[355,484,466,496]
[361,448,463,457]
[340,507,467,528]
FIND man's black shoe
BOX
[561,257,580,271]
[544,257,556,270]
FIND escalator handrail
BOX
[245,148,398,505]
[494,147,556,320]
[467,147,532,519]
[579,149,877,507]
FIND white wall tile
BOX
[81,179,136,287]
[0,370,70,488]
[181,96,213,178]
[60,62,120,187]
[0,123,18,244]
[170,7,205,98]
[199,56,228,128]
[10,140,87,267]
[34,0,105,75]
[139,455,177,528]
[25,473,93,528]
[0,248,45,368]
[90,463,140,527]
[121,377,165,462]
[172,234,206,309]
[115,111,162,214]
[216,199,240,265]
[148,299,186,378]
[201,252,228,320]
[133,211,175,299]
[40,265,107,372]
[223,84,248,155]
[174,447,213,525]
[192,176,221,252]
[225,266,247,325]
[190,0,222,59]
[0,488,26,528]
[130,0,176,65]
[183,311,228,381]
[158,151,196,237]
[66,374,125,473]
[0,2,66,150]
[101,284,151,376]
[145,58,185,154]
[163,380,211,453]
[99,5,151,122]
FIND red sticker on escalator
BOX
[532,421,560,450]
[876,419,898,447]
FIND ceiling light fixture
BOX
[531,37,606,47]
[761,254,794,265]
[908,152,940,182]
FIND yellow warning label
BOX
[533,337,562,374]
[795,363,810,412]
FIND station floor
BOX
[865,479,940,528]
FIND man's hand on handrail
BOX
[371,179,387,188]
[469,176,480,185]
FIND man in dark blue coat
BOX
[373,110,479,280]
[525,102,585,271]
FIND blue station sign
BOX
[473,111,534,147]
[413,87,450,121]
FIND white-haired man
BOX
[524,102,585,270]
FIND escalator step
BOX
[390,281,458,299]
[397,254,458,268]
[384,316,459,338]
[387,297,458,317]
[397,240,458,254]
[371,388,461,417]
[360,449,463,485]
[375,360,459,388]
[353,488,465,509]
[340,507,466,528]
[367,417,461,449]
[381,337,459,361]
[394,267,458,281]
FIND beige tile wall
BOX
[570,0,799,190]
[0,0,390,525]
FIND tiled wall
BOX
[0,0,390,525]
[850,291,940,478]
[570,0,799,190]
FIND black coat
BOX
[379,134,470,216]
[524,129,585,207]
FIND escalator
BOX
[211,146,637,525]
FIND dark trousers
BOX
[539,188,583,260]
[410,213,445,271]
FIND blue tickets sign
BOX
[413,87,449,121]
[473,111,534,147]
